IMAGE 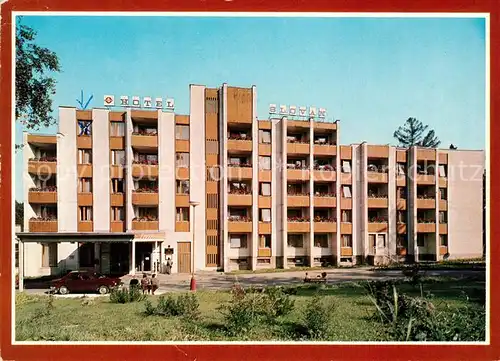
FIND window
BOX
[176,180,190,194]
[287,234,304,248]
[111,207,124,221]
[341,210,352,223]
[397,163,406,175]
[79,178,92,193]
[112,179,124,193]
[15,243,19,268]
[230,235,247,248]
[260,209,271,222]
[111,150,126,166]
[176,153,190,168]
[79,243,95,267]
[439,211,447,224]
[342,234,352,248]
[259,129,271,144]
[397,234,408,248]
[79,206,93,221]
[417,235,425,247]
[439,188,447,200]
[175,125,190,140]
[342,185,352,198]
[397,211,406,223]
[110,122,125,136]
[440,235,448,247]
[260,183,271,196]
[342,160,351,173]
[259,234,271,248]
[40,205,57,219]
[314,234,328,248]
[397,187,406,199]
[78,121,92,136]
[41,243,58,267]
[138,207,158,219]
[259,156,271,170]
[78,149,92,164]
[368,234,376,251]
[438,165,447,178]
[176,207,189,222]
[377,234,386,248]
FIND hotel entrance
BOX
[135,242,153,272]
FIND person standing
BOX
[140,273,149,294]
[166,257,173,275]
[151,274,159,295]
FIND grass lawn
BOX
[15,275,485,342]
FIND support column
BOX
[159,242,164,274]
[131,240,136,275]
[18,241,24,292]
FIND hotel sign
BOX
[104,95,175,110]
[269,104,327,119]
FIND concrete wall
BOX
[189,85,207,271]
[271,120,280,267]
[125,109,134,230]
[447,150,484,259]
[22,132,36,231]
[251,86,259,270]
[388,147,397,259]
[57,107,78,232]
[92,109,110,232]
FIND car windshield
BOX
[93,272,105,278]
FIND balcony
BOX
[397,247,407,256]
[77,136,92,149]
[397,223,407,234]
[176,194,190,207]
[258,248,272,257]
[227,139,252,153]
[176,140,190,152]
[27,134,57,145]
[287,220,310,233]
[110,165,124,178]
[132,162,159,178]
[132,219,159,231]
[340,247,353,256]
[313,144,336,156]
[314,195,336,207]
[397,199,407,210]
[417,198,436,209]
[228,165,253,180]
[367,197,388,208]
[77,164,92,178]
[439,223,448,234]
[368,221,388,233]
[228,193,252,206]
[313,121,337,131]
[287,169,310,181]
[366,171,388,183]
[440,246,448,256]
[313,168,336,182]
[314,221,336,233]
[340,222,352,234]
[287,194,310,207]
[29,219,57,232]
[416,174,435,185]
[340,198,352,209]
[77,193,93,206]
[110,221,125,232]
[439,200,447,211]
[341,173,352,184]
[110,137,125,150]
[111,193,124,207]
[131,133,158,149]
[228,219,253,233]
[367,145,389,158]
[396,175,406,187]
[78,221,93,232]
[259,196,272,208]
[132,191,159,206]
[28,187,57,204]
[288,120,310,129]
[258,222,271,234]
[28,158,57,175]
[259,170,272,182]
[417,222,436,233]
[175,221,190,232]
[259,144,271,156]
[287,142,310,155]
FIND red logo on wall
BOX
[105,96,113,104]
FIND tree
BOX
[16,21,61,132]
[15,201,24,228]
[393,117,441,148]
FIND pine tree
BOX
[393,117,441,148]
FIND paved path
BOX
[23,268,484,296]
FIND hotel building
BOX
[18,83,485,277]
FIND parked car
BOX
[50,271,122,295]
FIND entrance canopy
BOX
[16,232,135,243]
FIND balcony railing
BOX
[313,164,335,171]
[229,188,252,195]
[133,159,158,166]
[287,216,310,222]
[228,162,252,168]
[228,215,251,222]
[132,130,157,136]
[313,216,336,222]
[228,134,252,140]
[368,217,388,223]
[29,157,57,162]
[367,165,388,173]
[29,217,58,232]
[287,164,309,170]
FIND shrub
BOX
[262,287,295,318]
[144,300,156,316]
[176,293,201,322]
[146,293,200,321]
[219,292,263,336]
[109,286,146,304]
[155,295,179,316]
[302,295,335,340]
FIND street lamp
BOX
[189,200,200,291]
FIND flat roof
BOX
[16,232,134,239]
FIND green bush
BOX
[109,286,146,304]
[262,287,295,318]
[302,295,335,340]
[145,293,200,321]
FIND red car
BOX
[50,271,122,295]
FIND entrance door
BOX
[177,242,191,273]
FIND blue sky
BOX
[15,15,486,201]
